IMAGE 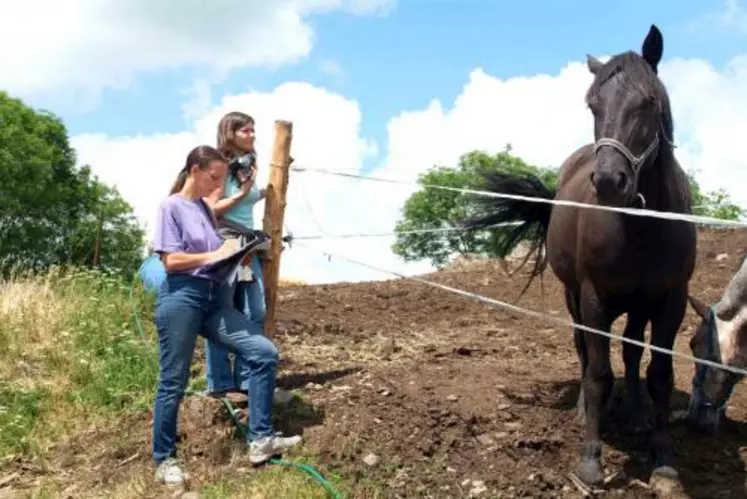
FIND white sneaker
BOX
[155,457,190,485]
[249,433,303,465]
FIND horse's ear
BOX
[586,54,603,74]
[641,24,663,73]
[688,294,709,320]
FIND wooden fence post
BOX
[262,120,293,337]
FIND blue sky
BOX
[63,0,740,150]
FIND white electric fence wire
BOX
[293,241,747,377]
[291,166,747,228]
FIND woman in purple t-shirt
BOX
[151,145,301,485]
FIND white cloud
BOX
[295,0,395,16]
[72,51,747,284]
[721,0,747,32]
[368,54,747,215]
[180,78,215,123]
[689,0,747,35]
[662,55,747,194]
[0,0,393,103]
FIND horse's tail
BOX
[460,170,556,296]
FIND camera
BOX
[228,152,256,185]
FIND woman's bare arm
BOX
[160,251,214,272]
[204,164,252,216]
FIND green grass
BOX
[0,267,160,460]
[0,267,388,497]
[0,382,46,458]
[201,459,346,499]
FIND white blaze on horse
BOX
[688,256,747,433]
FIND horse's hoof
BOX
[650,467,685,498]
[576,459,604,487]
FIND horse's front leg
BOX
[564,288,588,425]
[622,309,652,434]
[646,286,687,491]
[576,286,614,487]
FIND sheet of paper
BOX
[203,235,267,284]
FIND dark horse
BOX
[463,25,697,488]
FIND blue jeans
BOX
[204,255,266,393]
[152,272,277,464]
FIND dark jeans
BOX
[152,273,278,465]
[205,254,266,392]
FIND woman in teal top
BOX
[204,111,267,402]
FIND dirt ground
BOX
[268,227,747,498]
[7,227,747,498]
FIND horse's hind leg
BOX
[575,286,614,487]
[646,286,687,486]
[622,310,652,434]
[564,288,587,425]
[574,329,588,424]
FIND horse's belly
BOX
[547,211,696,293]
[581,224,696,292]
[546,207,582,288]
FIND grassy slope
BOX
[0,269,382,498]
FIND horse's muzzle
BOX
[687,388,723,434]
[590,167,631,207]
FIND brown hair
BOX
[216,111,254,159]
[169,145,225,195]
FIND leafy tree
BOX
[391,147,558,267]
[0,91,145,277]
[393,147,744,267]
[686,170,745,221]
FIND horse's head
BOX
[687,294,745,433]
[585,25,672,208]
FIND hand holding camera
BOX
[228,153,257,186]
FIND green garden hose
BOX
[220,398,344,499]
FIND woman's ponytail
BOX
[169,169,188,195]
[168,145,225,196]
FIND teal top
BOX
[222,174,262,229]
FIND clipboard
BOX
[204,230,271,284]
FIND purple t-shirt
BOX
[153,194,224,281]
